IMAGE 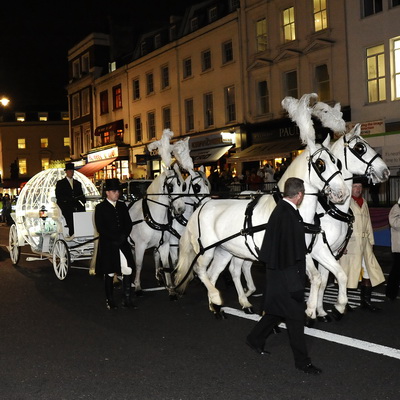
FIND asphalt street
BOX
[0,224,399,400]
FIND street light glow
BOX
[0,97,10,106]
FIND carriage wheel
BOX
[52,240,70,280]
[8,224,21,265]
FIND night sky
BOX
[0,0,199,112]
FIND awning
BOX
[94,120,124,136]
[227,140,303,163]
[77,158,116,177]
[190,145,232,165]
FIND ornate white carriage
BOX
[8,168,101,280]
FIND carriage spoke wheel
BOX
[52,240,70,280]
[8,224,21,265]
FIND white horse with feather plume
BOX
[171,93,349,317]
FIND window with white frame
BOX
[146,72,154,94]
[362,0,383,17]
[161,65,169,89]
[313,0,328,31]
[283,7,296,42]
[163,106,171,130]
[134,116,142,142]
[148,111,156,139]
[256,19,267,52]
[72,93,80,120]
[185,98,194,132]
[204,92,214,128]
[133,78,140,100]
[366,44,386,102]
[315,64,330,102]
[285,71,298,98]
[257,81,269,115]
[190,17,198,31]
[201,49,212,71]
[393,38,400,99]
[81,88,90,116]
[183,58,192,78]
[225,86,236,122]
[222,40,233,64]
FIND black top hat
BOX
[105,178,122,191]
[65,162,75,171]
[353,176,367,185]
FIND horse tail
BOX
[173,228,197,294]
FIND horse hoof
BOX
[317,315,332,323]
[330,307,344,320]
[305,317,316,328]
[244,307,255,314]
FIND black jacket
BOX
[55,177,86,213]
[259,199,306,320]
[95,199,134,275]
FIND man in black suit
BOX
[246,177,322,375]
[95,178,136,310]
[55,162,86,236]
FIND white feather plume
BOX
[147,129,174,168]
[172,137,194,172]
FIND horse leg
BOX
[158,243,176,300]
[229,258,254,313]
[305,254,321,326]
[133,245,145,296]
[315,264,331,322]
[241,260,256,297]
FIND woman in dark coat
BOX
[95,178,135,310]
[246,177,321,375]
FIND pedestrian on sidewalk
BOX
[387,197,400,300]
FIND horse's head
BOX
[306,136,349,204]
[163,163,187,216]
[187,166,211,200]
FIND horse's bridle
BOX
[342,135,381,181]
[163,167,187,207]
[308,146,342,194]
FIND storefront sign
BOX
[346,120,385,136]
[190,134,232,150]
[383,145,400,168]
[88,146,119,162]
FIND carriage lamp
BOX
[39,205,48,220]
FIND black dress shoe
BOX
[246,339,270,355]
[296,363,322,375]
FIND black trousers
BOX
[247,313,310,368]
[386,252,400,300]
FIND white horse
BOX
[172,94,349,316]
[129,163,186,295]
[169,166,211,268]
[308,124,389,321]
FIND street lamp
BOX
[0,97,10,107]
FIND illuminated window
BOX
[16,113,25,122]
[283,7,296,42]
[313,0,328,32]
[393,39,400,99]
[64,137,70,147]
[41,158,50,170]
[367,44,386,102]
[113,85,122,109]
[256,19,267,52]
[18,138,26,149]
[103,131,110,144]
[41,138,48,148]
[39,112,48,121]
[61,112,69,121]
[19,158,27,175]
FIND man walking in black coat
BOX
[55,162,86,236]
[95,178,136,310]
[246,177,322,375]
